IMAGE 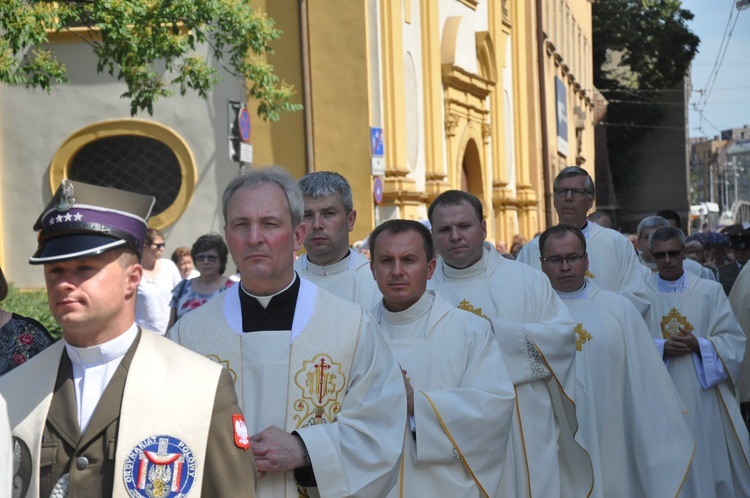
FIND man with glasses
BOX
[539,224,693,498]
[427,190,592,498]
[643,226,750,496]
[517,166,649,318]
[637,216,716,282]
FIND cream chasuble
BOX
[560,283,693,498]
[428,243,592,498]
[517,221,650,318]
[730,264,750,403]
[645,271,750,498]
[295,249,381,309]
[375,291,515,498]
[169,278,406,498]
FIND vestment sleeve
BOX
[202,368,256,497]
[295,313,406,498]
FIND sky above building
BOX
[683,0,750,138]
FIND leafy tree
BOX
[593,0,699,192]
[0,0,301,118]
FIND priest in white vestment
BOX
[427,191,593,498]
[0,393,10,498]
[168,168,406,498]
[368,219,515,498]
[644,226,750,498]
[539,224,694,498]
[516,166,649,318]
[730,263,750,425]
[294,171,381,309]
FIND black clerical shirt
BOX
[238,275,300,332]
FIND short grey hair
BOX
[298,171,354,213]
[637,216,670,239]
[649,226,686,252]
[553,166,595,195]
[222,166,304,228]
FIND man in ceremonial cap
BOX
[169,167,406,498]
[0,180,255,497]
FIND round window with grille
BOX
[69,136,182,217]
[50,120,197,229]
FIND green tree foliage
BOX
[593,0,699,192]
[0,0,301,118]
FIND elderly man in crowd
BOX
[644,226,750,497]
[517,166,649,318]
[369,219,515,497]
[427,190,592,497]
[294,171,381,309]
[637,216,715,283]
[169,167,406,498]
[0,180,255,497]
[539,224,693,498]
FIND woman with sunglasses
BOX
[135,228,182,334]
[169,233,234,328]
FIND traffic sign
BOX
[238,106,251,142]
[373,177,384,205]
[371,128,384,157]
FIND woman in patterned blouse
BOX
[0,266,54,376]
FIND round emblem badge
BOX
[123,435,197,497]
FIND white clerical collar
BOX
[441,246,488,279]
[580,222,591,240]
[556,281,589,301]
[241,273,297,308]
[657,271,689,293]
[301,249,354,276]
[65,323,138,366]
[378,291,434,325]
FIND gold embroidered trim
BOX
[585,269,595,279]
[458,299,488,319]
[660,308,694,340]
[206,354,237,383]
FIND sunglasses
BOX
[195,254,219,263]
[150,243,165,249]
[652,250,683,260]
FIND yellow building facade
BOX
[0,0,596,286]
[249,0,595,246]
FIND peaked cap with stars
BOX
[29,179,155,264]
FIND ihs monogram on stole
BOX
[575,323,592,351]
[294,354,345,428]
[660,307,695,340]
[458,299,488,319]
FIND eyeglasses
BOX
[652,250,683,260]
[150,243,165,249]
[553,188,592,198]
[194,254,219,263]
[540,254,585,266]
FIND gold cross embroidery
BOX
[660,308,694,340]
[575,323,592,351]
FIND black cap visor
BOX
[29,234,129,265]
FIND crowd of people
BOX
[1,165,750,498]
